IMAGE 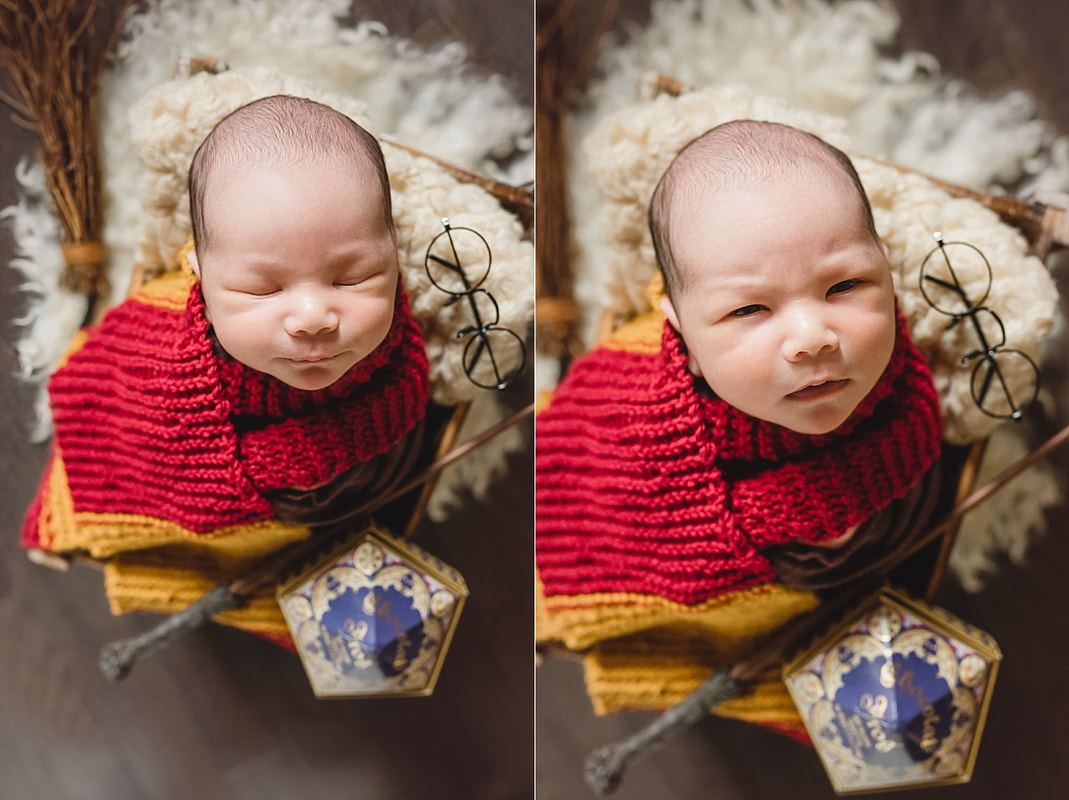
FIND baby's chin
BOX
[784,415,852,437]
[778,397,863,436]
[266,355,362,392]
[276,371,348,392]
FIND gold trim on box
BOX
[783,585,1001,795]
[276,524,468,699]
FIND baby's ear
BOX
[187,247,202,280]
[660,295,681,330]
[659,296,703,377]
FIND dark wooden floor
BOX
[535,1,1069,799]
[0,2,533,799]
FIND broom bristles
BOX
[0,0,133,301]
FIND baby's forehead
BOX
[671,180,879,287]
[205,149,383,202]
[672,148,852,199]
[672,163,860,228]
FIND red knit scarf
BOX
[536,309,942,606]
[40,278,429,535]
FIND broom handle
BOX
[99,402,534,682]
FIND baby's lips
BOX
[786,378,849,400]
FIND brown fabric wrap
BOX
[763,458,942,591]
[265,418,426,536]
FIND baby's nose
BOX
[285,291,339,336]
[782,307,838,360]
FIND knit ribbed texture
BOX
[103,552,292,641]
[44,277,270,532]
[22,266,430,644]
[537,307,942,606]
[583,634,808,741]
[536,576,819,654]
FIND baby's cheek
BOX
[877,313,898,366]
[857,309,896,363]
[698,346,764,405]
[348,295,394,340]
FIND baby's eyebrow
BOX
[709,274,770,293]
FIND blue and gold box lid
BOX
[276,524,468,698]
[783,586,1001,794]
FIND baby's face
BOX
[192,158,398,391]
[662,171,896,435]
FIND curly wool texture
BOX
[127,66,532,407]
[581,0,1056,188]
[582,86,1058,445]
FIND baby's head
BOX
[188,95,398,391]
[650,120,897,435]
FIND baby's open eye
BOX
[827,279,861,296]
[730,304,764,318]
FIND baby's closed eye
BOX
[334,269,387,288]
[235,284,280,297]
